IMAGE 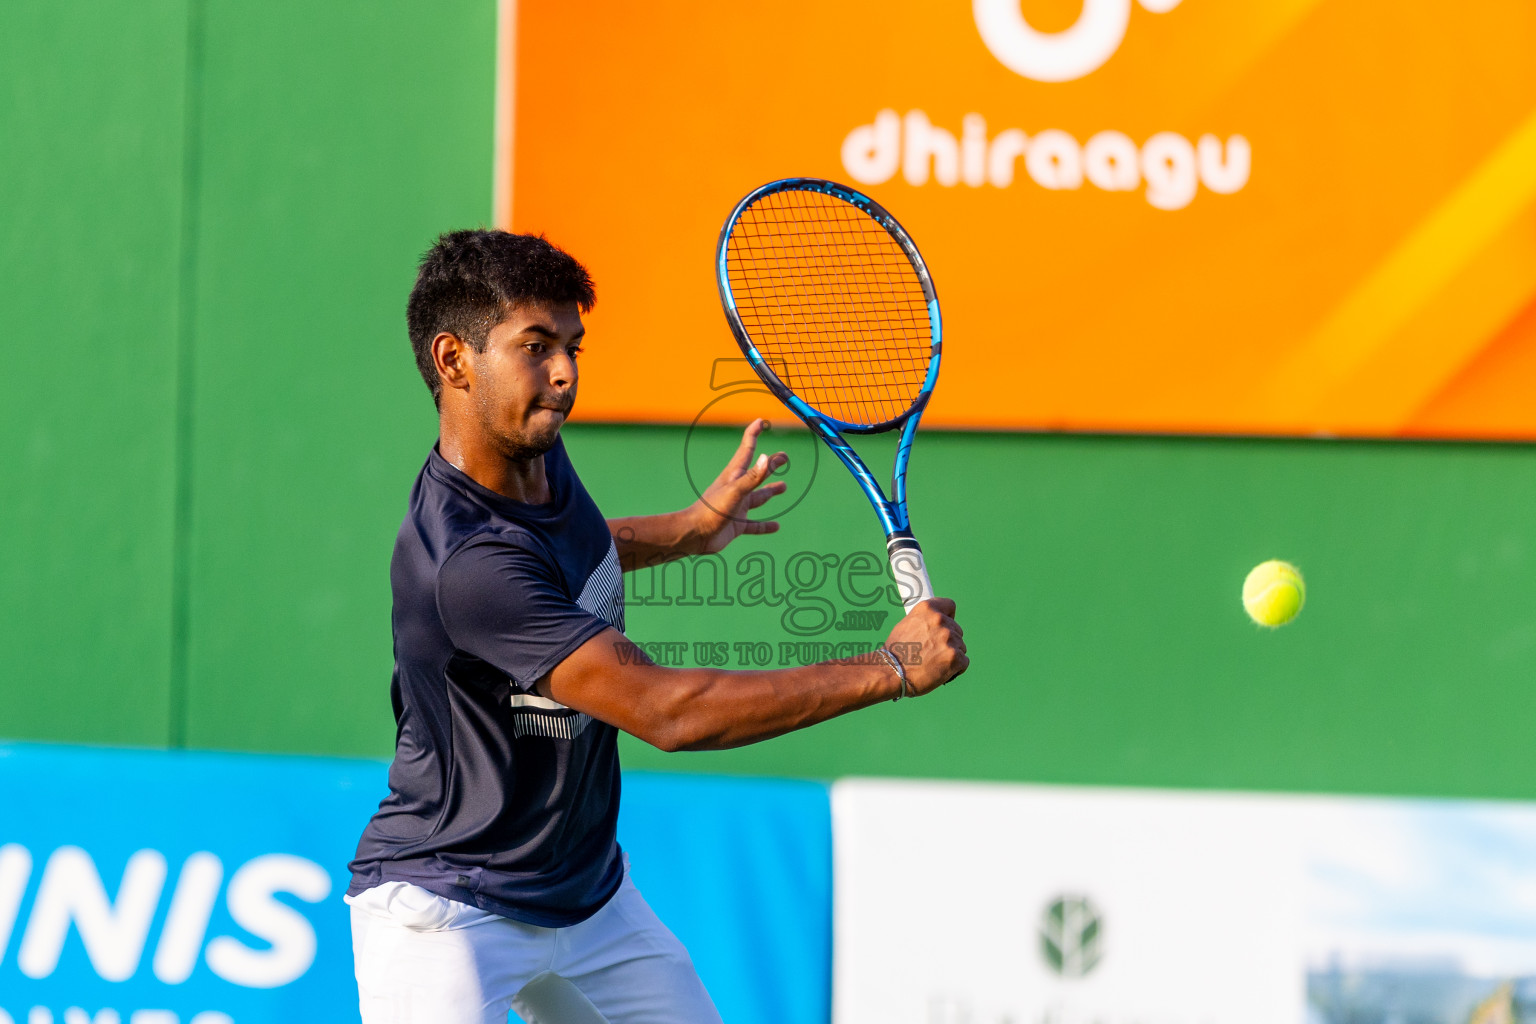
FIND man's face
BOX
[468,300,584,462]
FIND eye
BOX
[567,344,583,359]
[524,341,546,355]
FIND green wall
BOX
[1,1,190,745]
[592,428,1536,800]
[5,2,1536,801]
[179,0,490,752]
[0,0,485,750]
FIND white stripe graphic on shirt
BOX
[512,710,588,740]
[576,541,624,631]
[509,694,569,710]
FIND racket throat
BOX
[886,533,935,613]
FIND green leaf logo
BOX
[1039,895,1103,977]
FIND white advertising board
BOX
[833,780,1536,1024]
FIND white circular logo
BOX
[973,0,1183,83]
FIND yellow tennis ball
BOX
[1243,560,1305,627]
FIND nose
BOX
[549,350,576,389]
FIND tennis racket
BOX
[715,177,941,613]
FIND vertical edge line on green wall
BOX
[168,0,208,749]
[492,0,517,229]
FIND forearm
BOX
[607,509,704,569]
[653,658,899,751]
[545,631,902,752]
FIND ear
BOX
[432,332,474,393]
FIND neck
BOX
[437,418,553,505]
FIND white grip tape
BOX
[888,544,934,613]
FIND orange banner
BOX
[503,0,1536,438]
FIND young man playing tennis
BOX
[346,230,968,1024]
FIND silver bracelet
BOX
[876,647,910,701]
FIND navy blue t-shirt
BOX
[347,439,627,926]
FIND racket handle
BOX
[887,536,934,613]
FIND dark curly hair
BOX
[406,230,596,405]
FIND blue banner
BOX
[619,773,831,1024]
[0,743,830,1024]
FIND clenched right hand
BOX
[883,597,969,696]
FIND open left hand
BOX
[690,419,789,554]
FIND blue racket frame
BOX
[716,177,942,597]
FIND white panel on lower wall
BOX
[831,779,1536,1024]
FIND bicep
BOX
[539,628,700,749]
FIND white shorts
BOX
[346,867,723,1024]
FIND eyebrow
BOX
[520,324,585,342]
